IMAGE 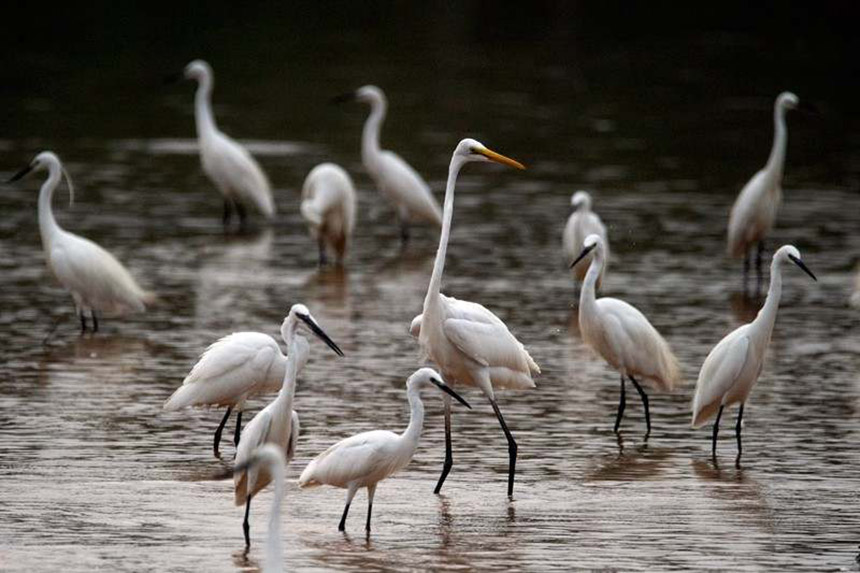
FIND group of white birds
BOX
[7,58,828,570]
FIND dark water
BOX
[2,5,859,572]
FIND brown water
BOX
[2,6,859,572]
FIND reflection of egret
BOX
[333,85,441,242]
[571,234,681,438]
[563,190,609,289]
[585,443,671,482]
[7,151,154,333]
[298,368,470,532]
[301,163,357,265]
[164,304,343,457]
[693,246,816,467]
[412,138,538,498]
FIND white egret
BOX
[300,163,357,265]
[415,138,539,497]
[298,368,471,532]
[333,85,442,242]
[176,59,275,229]
[571,234,681,438]
[727,92,802,279]
[692,245,816,466]
[219,444,286,573]
[562,190,609,289]
[7,151,155,332]
[164,304,343,457]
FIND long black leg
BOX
[614,375,627,433]
[236,201,248,232]
[400,220,410,245]
[743,249,750,288]
[755,241,765,292]
[712,405,724,463]
[434,396,453,494]
[629,376,651,439]
[213,407,232,458]
[338,502,351,532]
[233,410,243,447]
[365,485,376,532]
[91,311,98,333]
[318,236,328,266]
[489,398,518,497]
[223,198,233,228]
[243,496,252,547]
[735,403,745,468]
[79,312,87,333]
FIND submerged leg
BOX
[243,496,252,547]
[434,395,453,494]
[339,485,359,532]
[489,397,518,497]
[365,484,377,532]
[91,311,98,333]
[614,375,627,433]
[628,376,651,439]
[712,405,724,463]
[213,406,233,458]
[735,403,745,468]
[233,410,243,447]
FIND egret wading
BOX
[164,304,343,457]
[562,190,609,290]
[6,151,155,333]
[298,368,471,532]
[300,163,357,266]
[571,234,681,438]
[692,245,816,467]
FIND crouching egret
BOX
[174,59,275,230]
[218,444,286,573]
[571,234,681,438]
[300,163,357,265]
[727,92,803,280]
[298,368,471,532]
[692,245,816,466]
[333,85,442,242]
[562,190,610,289]
[415,138,539,498]
[7,151,155,332]
[164,304,343,457]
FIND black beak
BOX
[298,314,344,356]
[788,254,817,281]
[430,377,471,409]
[796,101,820,116]
[6,164,34,183]
[330,91,356,105]
[163,72,182,85]
[569,244,596,269]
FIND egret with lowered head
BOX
[298,368,471,532]
[563,190,610,289]
[300,163,357,265]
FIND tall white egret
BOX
[571,234,681,438]
[218,444,286,573]
[414,138,539,498]
[333,85,442,242]
[7,151,154,332]
[176,59,275,229]
[300,163,357,265]
[164,304,343,457]
[562,190,609,289]
[727,92,801,279]
[692,245,816,466]
[298,368,471,532]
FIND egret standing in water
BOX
[300,163,357,265]
[562,190,609,290]
[571,234,681,438]
[6,151,154,332]
[727,92,801,281]
[298,368,471,532]
[413,138,539,498]
[175,59,275,230]
[164,304,343,457]
[692,245,816,467]
[333,85,442,242]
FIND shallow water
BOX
[2,6,860,572]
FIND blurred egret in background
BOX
[563,190,609,290]
[300,163,357,265]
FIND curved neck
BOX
[424,159,462,311]
[264,459,284,573]
[194,75,218,141]
[765,104,788,182]
[579,247,604,310]
[275,340,301,409]
[361,99,385,169]
[401,384,425,448]
[753,257,783,338]
[38,162,64,251]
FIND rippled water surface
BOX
[2,6,859,572]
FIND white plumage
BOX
[300,163,357,265]
[562,190,609,287]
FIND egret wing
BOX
[692,329,751,427]
[234,408,274,504]
[209,134,274,217]
[376,151,442,225]
[298,430,400,488]
[286,410,300,463]
[443,317,536,376]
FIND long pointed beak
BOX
[7,164,34,183]
[299,314,345,356]
[569,244,596,269]
[430,378,471,409]
[475,147,526,170]
[330,92,356,105]
[788,254,817,281]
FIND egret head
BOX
[776,245,817,281]
[571,190,592,211]
[331,85,386,107]
[452,138,526,171]
[777,91,799,111]
[6,151,74,205]
[183,59,213,83]
[407,368,471,409]
[570,233,604,268]
[281,303,344,356]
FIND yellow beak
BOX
[476,147,526,170]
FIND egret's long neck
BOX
[275,341,301,413]
[264,458,284,573]
[424,159,462,311]
[361,99,385,170]
[401,384,425,451]
[753,257,783,341]
[38,162,64,252]
[765,104,788,182]
[579,247,604,311]
[194,74,218,141]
